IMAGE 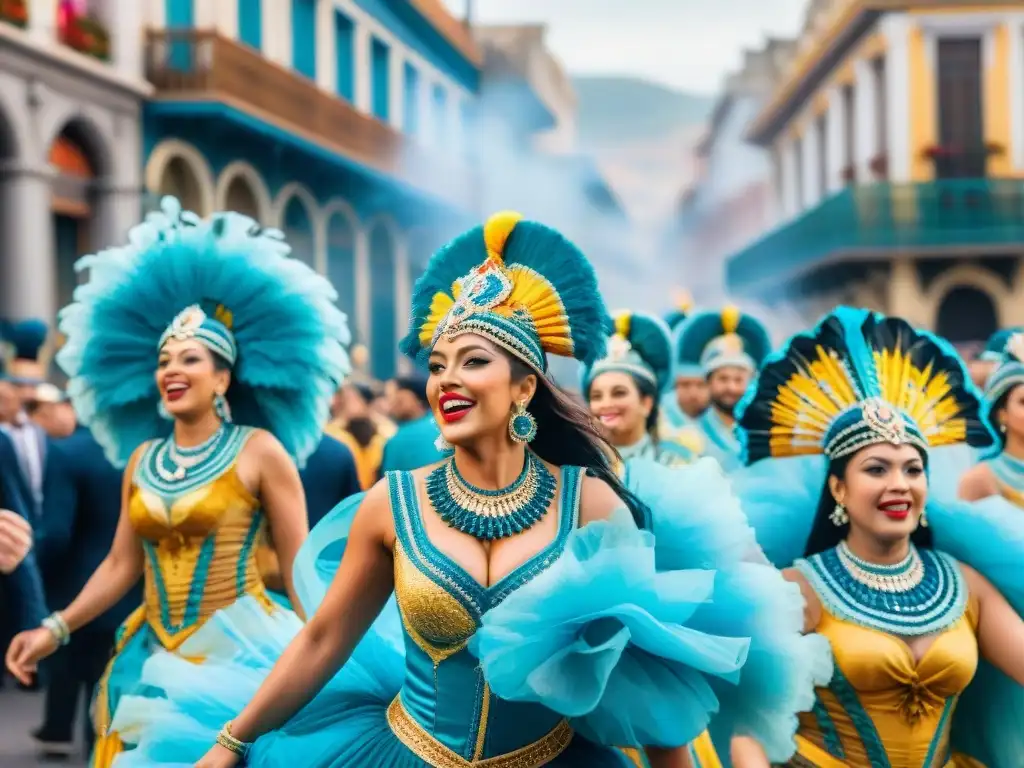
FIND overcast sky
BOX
[442,0,807,94]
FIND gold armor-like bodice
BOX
[129,464,271,650]
[795,598,979,768]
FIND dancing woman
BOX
[730,306,1024,768]
[959,333,1024,506]
[584,311,701,467]
[113,212,827,768]
[3,197,349,767]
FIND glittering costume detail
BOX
[426,453,558,540]
[735,307,996,466]
[402,212,612,374]
[582,312,673,392]
[385,696,574,767]
[795,545,966,637]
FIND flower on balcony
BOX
[0,0,29,28]
[58,1,110,61]
[922,145,960,160]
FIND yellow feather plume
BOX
[613,311,632,340]
[721,305,741,334]
[483,212,522,263]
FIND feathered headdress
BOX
[663,289,693,334]
[735,306,996,466]
[675,305,771,379]
[582,311,673,394]
[982,332,1024,443]
[980,327,1024,362]
[5,318,51,385]
[400,211,611,372]
[57,196,350,468]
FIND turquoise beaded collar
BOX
[426,452,557,540]
[795,541,967,637]
[137,424,251,498]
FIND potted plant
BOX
[58,2,110,61]
[0,0,28,28]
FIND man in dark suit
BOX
[31,411,139,757]
[0,428,47,678]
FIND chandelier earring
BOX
[1000,421,1007,434]
[434,432,453,453]
[214,392,233,423]
[158,400,173,421]
[919,507,928,528]
[830,501,849,527]
[508,401,537,444]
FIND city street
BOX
[0,685,87,768]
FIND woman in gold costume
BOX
[730,306,1024,768]
[3,197,349,767]
[111,212,827,768]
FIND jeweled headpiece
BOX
[401,212,611,372]
[582,311,672,393]
[158,304,238,366]
[983,333,1024,428]
[735,306,996,465]
[675,305,772,379]
[57,196,350,468]
[979,326,1024,362]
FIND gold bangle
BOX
[216,721,250,757]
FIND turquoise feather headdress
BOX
[400,211,611,372]
[980,327,1024,362]
[675,306,771,378]
[582,311,673,394]
[735,306,996,466]
[984,334,1024,444]
[5,318,50,385]
[57,196,350,468]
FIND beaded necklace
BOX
[796,540,966,637]
[425,451,557,540]
[137,424,250,498]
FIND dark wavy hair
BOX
[803,447,934,558]
[510,356,649,527]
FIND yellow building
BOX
[725,0,1024,351]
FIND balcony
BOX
[726,179,1024,295]
[145,30,475,212]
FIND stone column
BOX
[353,225,370,347]
[825,86,847,193]
[1,164,57,321]
[853,58,878,181]
[28,0,58,44]
[353,23,372,115]
[392,233,411,374]
[802,121,821,207]
[880,14,912,182]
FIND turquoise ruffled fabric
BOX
[116,492,766,765]
[929,494,1024,768]
[623,458,832,762]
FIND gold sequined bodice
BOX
[795,597,979,767]
[130,461,271,650]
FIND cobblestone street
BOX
[0,684,87,768]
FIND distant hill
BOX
[572,76,715,148]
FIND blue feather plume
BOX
[57,196,350,468]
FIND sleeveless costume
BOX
[52,196,349,767]
[729,306,1024,768]
[112,212,829,766]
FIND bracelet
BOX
[216,721,250,758]
[41,612,70,647]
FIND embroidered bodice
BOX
[794,548,979,768]
[129,425,270,649]
[387,467,582,765]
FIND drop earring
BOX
[508,401,537,444]
[214,392,233,423]
[158,401,173,420]
[434,432,453,453]
[830,502,849,527]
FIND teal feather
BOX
[582,312,673,393]
[674,310,772,369]
[663,309,688,333]
[400,219,611,368]
[57,196,350,469]
[7,318,48,360]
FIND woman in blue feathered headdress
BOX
[582,310,701,467]
[958,331,1024,507]
[729,306,1024,767]
[3,196,349,768]
[109,211,826,768]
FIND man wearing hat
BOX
[675,306,772,472]
[661,291,710,430]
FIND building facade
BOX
[0,0,148,323]
[672,42,792,314]
[725,0,1024,345]
[142,0,481,380]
